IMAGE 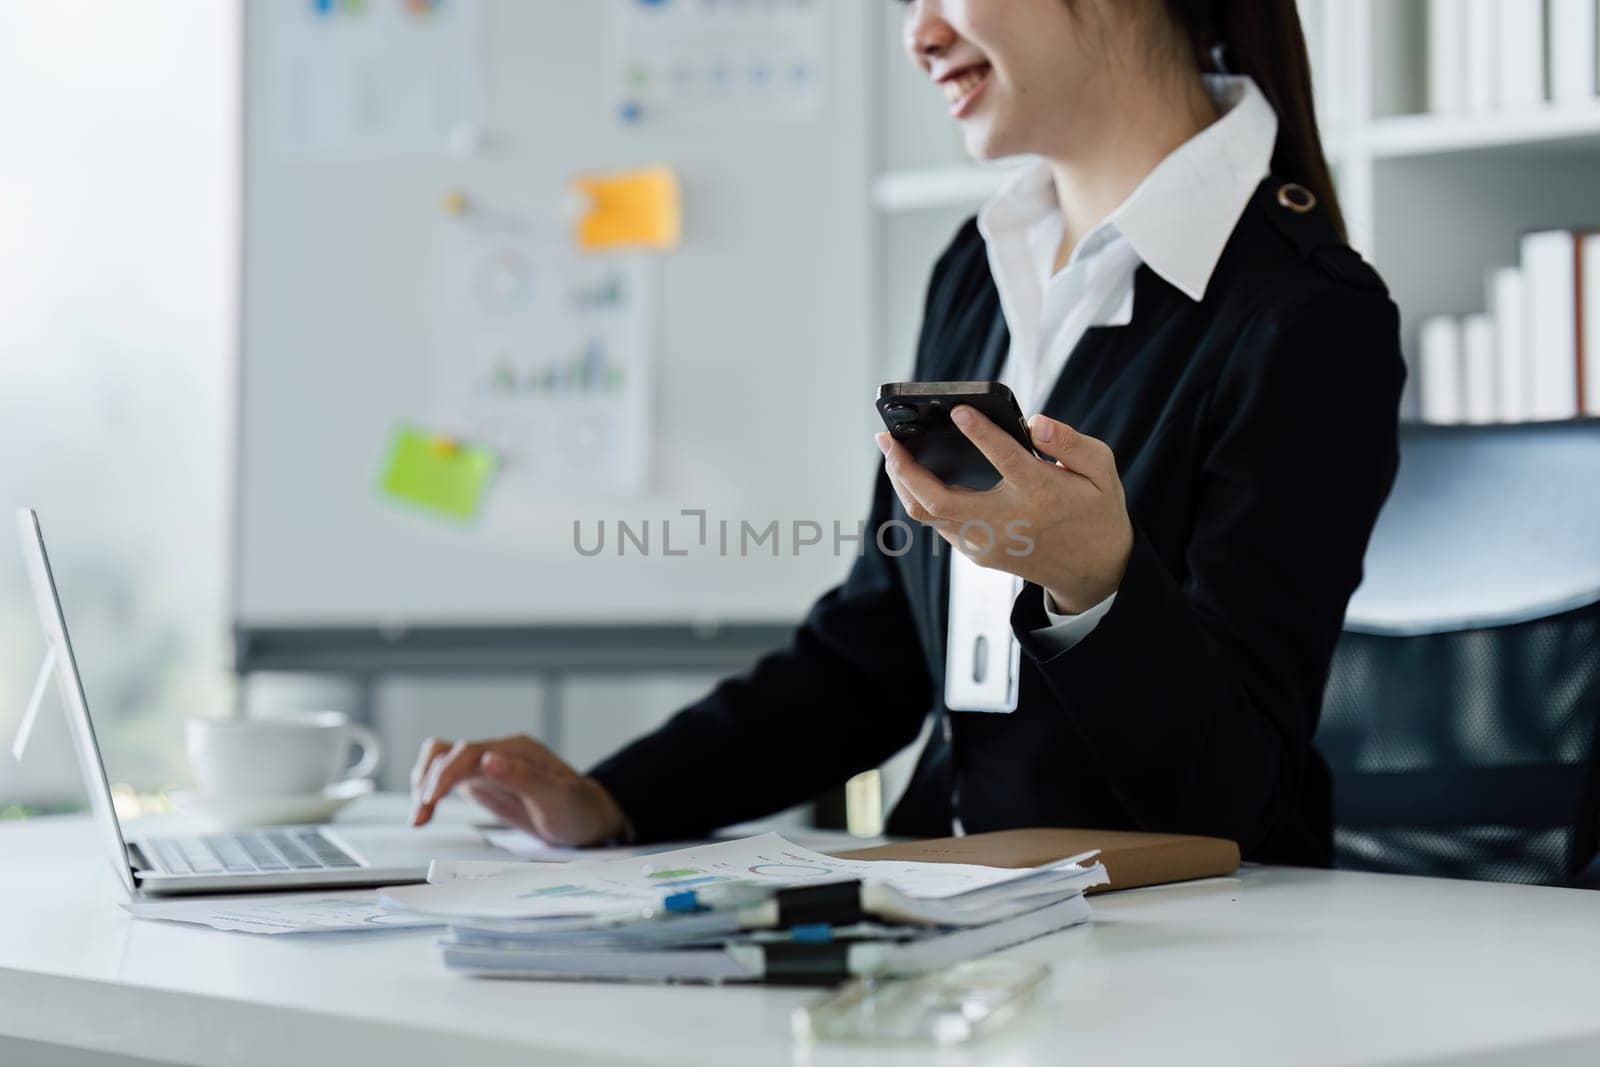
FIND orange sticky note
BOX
[572,165,682,252]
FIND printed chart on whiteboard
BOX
[267,0,486,161]
[434,222,654,498]
[610,0,828,122]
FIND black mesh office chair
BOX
[1318,421,1600,886]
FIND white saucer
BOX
[167,778,375,828]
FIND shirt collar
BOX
[977,75,1278,303]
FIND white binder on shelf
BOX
[1462,314,1498,424]
[1495,0,1547,108]
[1489,267,1530,423]
[1465,0,1498,113]
[1548,0,1599,104]
[1420,316,1466,425]
[1521,230,1585,421]
[1583,233,1600,416]
[1428,0,1469,114]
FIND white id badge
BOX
[944,551,1023,713]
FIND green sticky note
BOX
[378,426,496,521]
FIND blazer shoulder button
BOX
[1276,182,1317,214]
[1256,179,1388,296]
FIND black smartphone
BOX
[876,381,1037,490]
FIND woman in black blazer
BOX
[411,0,1404,867]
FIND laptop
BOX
[17,508,505,896]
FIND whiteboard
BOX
[235,0,878,634]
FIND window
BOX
[0,1,238,814]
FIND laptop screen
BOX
[16,509,138,896]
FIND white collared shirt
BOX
[970,74,1279,650]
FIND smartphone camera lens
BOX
[884,403,923,438]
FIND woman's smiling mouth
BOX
[940,62,993,118]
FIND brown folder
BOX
[833,828,1240,894]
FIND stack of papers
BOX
[126,890,441,935]
[381,832,1107,984]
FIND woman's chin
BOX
[961,137,1000,163]
[960,121,1016,164]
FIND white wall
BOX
[0,0,238,805]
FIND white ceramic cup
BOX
[186,711,382,798]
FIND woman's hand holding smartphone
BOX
[875,381,1133,615]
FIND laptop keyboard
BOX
[145,829,362,875]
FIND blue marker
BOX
[663,883,773,914]
[788,923,833,944]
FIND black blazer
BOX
[592,179,1405,866]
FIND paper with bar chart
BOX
[433,221,653,497]
[610,0,827,123]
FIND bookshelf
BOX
[1364,101,1600,159]
[868,0,1600,419]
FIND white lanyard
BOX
[944,235,1136,714]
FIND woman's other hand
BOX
[409,733,626,846]
[877,407,1133,614]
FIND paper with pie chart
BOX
[432,221,654,497]
[380,832,1068,922]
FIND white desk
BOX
[1,800,1597,1067]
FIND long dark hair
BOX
[1164,0,1345,240]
